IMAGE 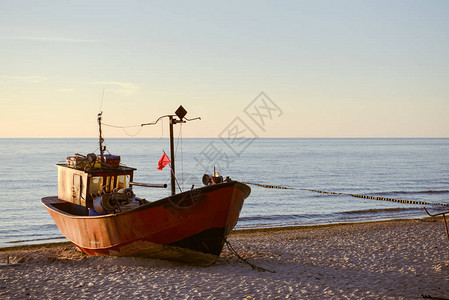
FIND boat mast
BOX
[141,106,200,196]
[97,111,105,163]
[169,115,176,196]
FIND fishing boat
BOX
[41,106,251,265]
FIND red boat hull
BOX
[41,181,250,265]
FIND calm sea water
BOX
[0,138,448,248]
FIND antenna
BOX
[99,90,105,112]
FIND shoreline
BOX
[1,218,448,299]
[1,216,443,252]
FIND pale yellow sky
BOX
[1,1,448,138]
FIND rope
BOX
[243,182,295,190]
[224,238,275,273]
[101,122,143,137]
[101,122,141,129]
[243,182,449,208]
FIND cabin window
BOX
[105,176,115,192]
[88,176,103,194]
[117,175,130,189]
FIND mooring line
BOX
[243,182,449,208]
[224,238,275,273]
[242,182,296,190]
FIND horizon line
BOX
[0,137,448,139]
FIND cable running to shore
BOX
[243,182,449,208]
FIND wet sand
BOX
[1,218,448,299]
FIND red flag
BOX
[157,152,171,170]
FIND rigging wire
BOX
[101,122,143,137]
[122,126,143,137]
[96,90,143,137]
[101,122,142,129]
[174,122,183,188]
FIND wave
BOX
[374,190,449,195]
[6,236,66,244]
[0,223,58,233]
[238,207,425,225]
[239,214,312,222]
[339,207,419,215]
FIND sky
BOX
[1,0,448,138]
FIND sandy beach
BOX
[1,218,448,299]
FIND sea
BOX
[1,138,448,248]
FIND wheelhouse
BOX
[57,162,136,211]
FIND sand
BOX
[1,218,448,299]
